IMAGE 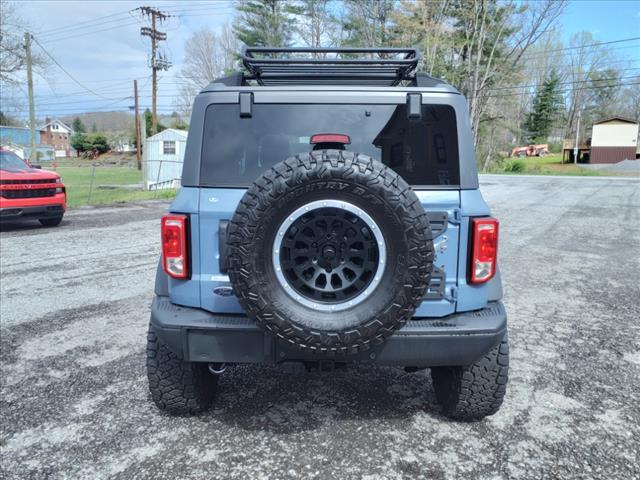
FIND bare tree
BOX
[175,23,239,117]
[0,1,47,86]
[289,0,338,52]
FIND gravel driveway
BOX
[1,175,639,479]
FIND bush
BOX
[493,159,526,173]
[503,159,525,172]
[71,133,110,154]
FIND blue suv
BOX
[147,48,508,421]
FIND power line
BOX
[30,36,125,101]
[518,36,640,58]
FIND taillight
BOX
[161,214,189,279]
[469,217,499,284]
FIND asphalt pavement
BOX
[1,175,639,479]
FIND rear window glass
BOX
[200,103,459,187]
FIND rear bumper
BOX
[150,296,508,367]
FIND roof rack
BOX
[241,47,421,86]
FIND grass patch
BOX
[43,160,176,208]
[489,153,603,176]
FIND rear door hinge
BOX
[450,208,462,224]
[444,286,457,303]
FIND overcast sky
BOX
[4,0,640,119]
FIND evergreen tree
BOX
[144,109,166,136]
[72,116,85,133]
[523,71,564,142]
[233,0,296,47]
[342,0,396,48]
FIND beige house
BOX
[590,117,639,163]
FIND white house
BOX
[590,117,639,163]
[144,128,188,190]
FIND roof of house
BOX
[592,116,638,126]
[37,119,74,132]
[147,128,188,141]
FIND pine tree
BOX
[523,70,564,142]
[72,116,85,133]
[233,0,296,47]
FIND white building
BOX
[590,117,639,163]
[144,128,188,190]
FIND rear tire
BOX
[431,334,509,421]
[39,215,63,227]
[146,325,218,414]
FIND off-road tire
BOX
[39,215,63,227]
[146,325,217,414]
[227,150,434,356]
[431,334,509,421]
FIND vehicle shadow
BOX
[0,218,69,233]
[201,363,443,434]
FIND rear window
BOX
[200,103,459,187]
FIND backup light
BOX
[161,214,189,279]
[469,217,499,284]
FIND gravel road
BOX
[1,175,639,480]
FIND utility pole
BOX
[134,80,142,170]
[573,110,581,164]
[24,32,37,164]
[137,6,171,136]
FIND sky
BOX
[3,0,640,119]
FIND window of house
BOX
[163,141,176,155]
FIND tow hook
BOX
[208,363,226,375]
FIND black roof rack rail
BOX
[241,46,421,86]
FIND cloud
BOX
[11,1,234,117]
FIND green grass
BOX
[489,153,604,176]
[43,160,176,208]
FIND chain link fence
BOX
[36,159,180,207]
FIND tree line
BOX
[177,0,639,169]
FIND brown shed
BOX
[590,117,639,164]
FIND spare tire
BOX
[227,150,434,355]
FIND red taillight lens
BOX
[161,214,189,279]
[469,217,499,284]
[310,133,351,145]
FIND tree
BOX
[523,70,563,141]
[91,122,97,133]
[0,1,47,85]
[70,133,90,152]
[233,0,296,47]
[392,0,452,76]
[144,109,165,136]
[342,0,396,48]
[588,68,620,121]
[71,133,110,154]
[72,117,85,133]
[289,0,339,51]
[0,111,20,126]
[88,133,110,153]
[175,23,239,117]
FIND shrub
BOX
[495,159,526,173]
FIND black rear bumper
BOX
[0,204,64,221]
[150,296,507,367]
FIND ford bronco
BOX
[147,47,508,421]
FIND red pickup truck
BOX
[0,148,66,226]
